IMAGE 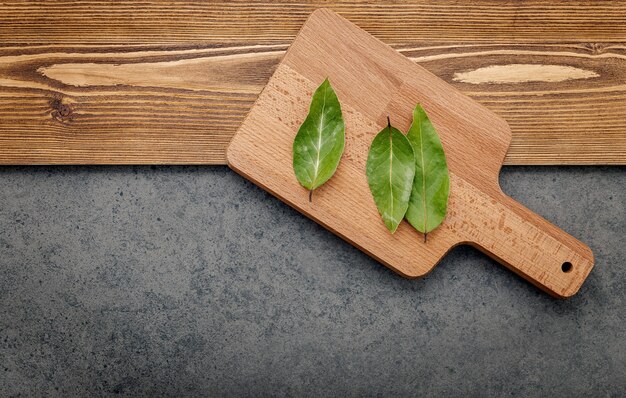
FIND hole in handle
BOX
[561,262,573,273]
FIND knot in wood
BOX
[51,98,73,121]
[58,104,71,117]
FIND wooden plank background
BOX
[0,0,625,165]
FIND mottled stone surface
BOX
[0,165,624,397]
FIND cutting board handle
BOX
[454,179,594,297]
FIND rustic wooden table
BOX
[1,1,625,165]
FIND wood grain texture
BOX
[227,9,594,298]
[3,1,626,44]
[1,1,625,164]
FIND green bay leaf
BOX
[405,104,450,241]
[292,78,345,201]
[366,118,416,233]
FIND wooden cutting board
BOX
[227,9,594,298]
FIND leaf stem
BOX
[424,232,428,243]
[309,189,313,202]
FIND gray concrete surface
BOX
[0,165,624,397]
